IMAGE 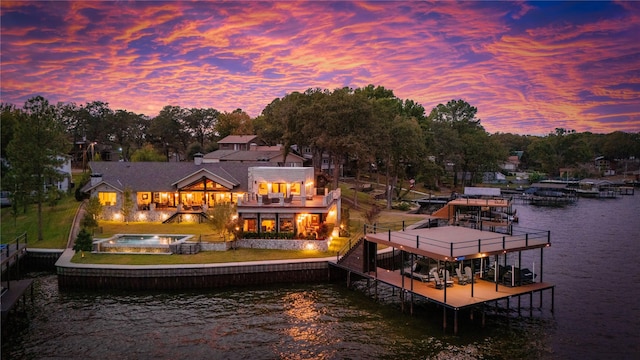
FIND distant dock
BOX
[1,233,34,325]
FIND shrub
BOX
[73,228,93,252]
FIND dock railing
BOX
[336,229,364,262]
[1,232,28,261]
[363,223,550,259]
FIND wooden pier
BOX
[1,233,33,325]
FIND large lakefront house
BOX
[81,155,341,240]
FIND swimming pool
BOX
[93,234,193,254]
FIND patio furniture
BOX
[441,269,454,287]
[464,266,473,284]
[455,268,468,285]
[404,261,433,282]
[430,269,444,290]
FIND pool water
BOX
[93,234,193,254]
[110,235,186,245]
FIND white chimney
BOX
[90,173,103,186]
[194,153,203,165]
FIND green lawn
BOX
[1,195,79,248]
[72,246,342,265]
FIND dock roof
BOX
[365,225,550,262]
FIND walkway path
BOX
[66,200,87,249]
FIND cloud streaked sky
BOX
[1,1,639,135]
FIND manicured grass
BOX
[1,195,79,248]
[96,221,223,242]
[72,246,340,265]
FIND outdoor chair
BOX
[430,269,444,290]
[283,195,293,204]
[456,268,468,285]
[464,266,473,284]
[442,269,454,287]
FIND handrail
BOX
[364,222,550,259]
[1,232,27,263]
[336,229,364,262]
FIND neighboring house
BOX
[482,172,507,184]
[81,156,340,240]
[501,155,520,172]
[203,145,305,167]
[1,155,72,193]
[217,135,262,151]
[205,135,305,167]
[50,156,73,192]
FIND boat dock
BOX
[331,210,555,334]
[1,233,34,325]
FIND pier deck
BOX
[374,268,554,310]
[1,279,34,324]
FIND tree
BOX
[6,96,69,241]
[315,87,375,190]
[214,109,253,139]
[82,196,103,232]
[121,187,135,223]
[208,203,237,240]
[421,99,499,188]
[73,228,93,253]
[364,203,381,225]
[183,107,219,147]
[148,105,189,161]
[109,110,148,161]
[130,144,166,162]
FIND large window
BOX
[98,192,117,206]
[272,183,286,194]
[279,218,294,232]
[261,219,276,232]
[243,219,257,232]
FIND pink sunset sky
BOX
[1,1,639,135]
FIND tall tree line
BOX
[2,89,639,209]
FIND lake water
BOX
[2,193,639,359]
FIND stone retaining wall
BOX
[199,239,328,252]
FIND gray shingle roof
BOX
[84,161,276,193]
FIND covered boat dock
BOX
[332,219,555,334]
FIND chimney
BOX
[90,173,103,186]
[194,153,203,166]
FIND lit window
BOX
[98,192,116,206]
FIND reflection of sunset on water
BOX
[1,1,638,134]
[280,291,338,359]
